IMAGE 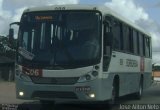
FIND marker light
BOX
[89,93,95,98]
[19,92,24,96]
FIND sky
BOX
[0,0,160,63]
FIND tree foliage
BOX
[0,35,17,60]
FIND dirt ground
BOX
[0,81,28,104]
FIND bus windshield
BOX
[17,11,101,69]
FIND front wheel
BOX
[109,81,118,105]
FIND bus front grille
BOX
[32,91,78,99]
[30,77,79,85]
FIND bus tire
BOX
[134,78,143,100]
[109,80,119,105]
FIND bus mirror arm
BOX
[10,22,20,27]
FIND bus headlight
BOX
[78,70,99,83]
[78,74,91,83]
[85,74,91,80]
[89,93,96,98]
[91,71,98,77]
[19,91,24,97]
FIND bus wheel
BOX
[109,81,118,105]
[134,78,143,100]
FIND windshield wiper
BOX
[18,47,35,60]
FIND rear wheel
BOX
[134,78,143,100]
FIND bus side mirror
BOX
[9,22,20,41]
[9,28,14,41]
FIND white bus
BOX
[9,5,152,104]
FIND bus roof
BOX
[23,4,151,37]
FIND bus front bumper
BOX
[16,78,112,102]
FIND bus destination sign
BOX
[35,16,53,20]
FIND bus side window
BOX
[103,21,112,71]
[144,36,150,58]
[139,33,144,56]
[103,24,112,56]
[133,29,138,55]
[112,20,121,50]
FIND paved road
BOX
[1,81,160,110]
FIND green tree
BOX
[0,35,17,60]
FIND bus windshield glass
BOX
[18,11,101,69]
